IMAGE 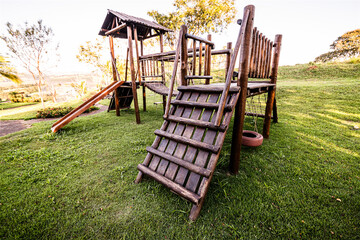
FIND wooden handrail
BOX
[163,25,185,118]
[185,33,215,49]
[214,9,250,126]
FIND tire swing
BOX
[242,94,266,147]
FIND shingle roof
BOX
[99,9,172,39]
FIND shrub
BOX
[36,105,99,118]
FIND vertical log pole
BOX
[127,25,141,124]
[125,47,129,82]
[134,27,141,84]
[180,25,188,86]
[229,5,255,174]
[225,42,232,79]
[263,34,282,138]
[205,34,212,84]
[109,36,120,116]
[140,40,146,111]
[198,42,203,75]
[160,33,166,112]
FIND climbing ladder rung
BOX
[170,100,232,111]
[154,129,220,153]
[178,85,240,93]
[185,75,213,80]
[164,115,227,132]
[137,164,201,204]
[146,147,212,177]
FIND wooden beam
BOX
[180,25,188,86]
[105,23,127,36]
[109,36,120,116]
[134,26,141,84]
[127,25,141,124]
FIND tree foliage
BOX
[0,55,22,84]
[0,20,59,105]
[315,29,360,62]
[148,0,236,45]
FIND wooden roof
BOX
[98,10,172,39]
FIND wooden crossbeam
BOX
[164,115,227,132]
[154,129,220,153]
[105,23,127,35]
[170,100,232,111]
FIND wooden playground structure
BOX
[135,5,282,220]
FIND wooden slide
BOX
[51,80,124,133]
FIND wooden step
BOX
[146,147,211,177]
[164,115,227,132]
[154,129,220,153]
[185,75,213,80]
[177,85,240,93]
[137,164,201,204]
[170,100,232,111]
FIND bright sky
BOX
[0,0,359,74]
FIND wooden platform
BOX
[145,82,179,96]
[136,84,240,220]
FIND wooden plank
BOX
[205,35,212,84]
[154,129,220,153]
[180,25,188,86]
[192,39,196,76]
[252,30,260,78]
[164,93,208,180]
[171,100,232,111]
[249,27,257,78]
[175,93,220,186]
[147,148,212,177]
[164,115,227,132]
[137,164,200,204]
[255,33,262,78]
[225,42,232,78]
[156,92,199,175]
[198,42,202,76]
[178,85,240,93]
[266,41,273,78]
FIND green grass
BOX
[1,64,360,239]
[0,101,38,110]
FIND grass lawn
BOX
[1,63,359,239]
[0,101,38,110]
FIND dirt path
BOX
[0,104,108,137]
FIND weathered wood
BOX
[252,30,260,78]
[125,47,129,82]
[127,25,141,124]
[180,25,188,86]
[192,39,196,76]
[229,4,255,174]
[198,42,203,75]
[185,75,212,80]
[267,41,273,78]
[249,27,256,77]
[164,26,184,118]
[164,115,227,131]
[270,35,282,84]
[225,42,232,78]
[154,129,220,153]
[137,164,201,204]
[185,33,215,48]
[105,23,127,35]
[146,147,211,177]
[178,85,240,93]
[205,35,212,84]
[272,97,278,123]
[133,26,141,84]
[171,100,232,111]
[109,36,120,116]
[214,8,250,126]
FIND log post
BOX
[205,34,212,84]
[134,27,141,84]
[160,33,166,112]
[140,40,146,111]
[225,42,232,79]
[229,5,255,174]
[180,25,188,86]
[263,34,282,138]
[109,36,120,116]
[127,25,141,124]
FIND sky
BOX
[0,0,359,75]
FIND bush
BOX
[36,105,99,118]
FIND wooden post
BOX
[229,5,255,174]
[134,27,141,84]
[109,36,120,116]
[198,42,203,76]
[140,40,146,111]
[205,34,212,84]
[263,34,282,138]
[127,25,141,124]
[160,33,166,112]
[225,42,232,79]
[125,47,129,82]
[180,25,188,86]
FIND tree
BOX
[315,29,360,62]
[0,20,59,107]
[0,55,22,84]
[148,0,236,45]
[76,37,127,88]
